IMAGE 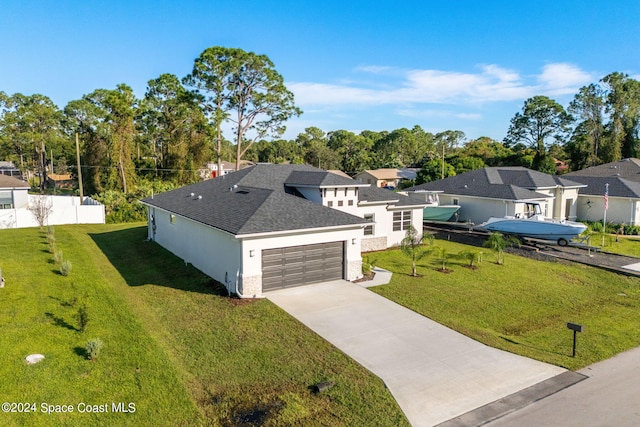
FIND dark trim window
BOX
[328,201,333,207]
[338,200,343,207]
[393,210,411,231]
[348,200,353,206]
[0,191,12,209]
[364,214,374,236]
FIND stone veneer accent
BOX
[361,236,387,252]
[347,260,363,281]
[239,274,262,298]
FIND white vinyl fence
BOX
[0,195,105,229]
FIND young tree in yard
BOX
[400,225,433,276]
[28,196,53,229]
[483,232,519,265]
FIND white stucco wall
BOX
[148,207,243,294]
[576,195,640,225]
[147,206,365,297]
[320,187,360,216]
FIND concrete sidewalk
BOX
[267,281,566,426]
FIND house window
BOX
[170,214,176,224]
[0,191,12,209]
[364,214,374,236]
[393,210,411,231]
[452,198,459,205]
[338,200,344,207]
[328,201,333,207]
[348,200,353,206]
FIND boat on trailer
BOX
[406,190,461,222]
[478,202,587,246]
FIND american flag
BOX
[604,183,609,211]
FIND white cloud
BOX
[290,62,594,107]
[537,63,593,95]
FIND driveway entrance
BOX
[268,281,567,426]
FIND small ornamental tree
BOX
[400,225,433,276]
[28,196,53,229]
[483,232,520,265]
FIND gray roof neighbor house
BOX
[405,167,584,201]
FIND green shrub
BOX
[60,260,72,276]
[48,242,57,254]
[53,250,64,265]
[76,303,89,332]
[85,338,103,360]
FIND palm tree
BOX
[483,232,519,265]
[400,225,433,276]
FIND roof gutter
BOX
[235,223,366,240]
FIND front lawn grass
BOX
[0,224,408,426]
[599,234,640,257]
[369,240,640,371]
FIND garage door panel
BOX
[262,241,344,291]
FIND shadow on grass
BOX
[499,335,568,358]
[49,295,77,308]
[45,312,79,331]
[73,346,88,360]
[89,226,227,296]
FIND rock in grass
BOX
[25,354,45,364]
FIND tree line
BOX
[0,44,638,204]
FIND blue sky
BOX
[1,1,639,142]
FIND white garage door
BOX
[262,241,344,291]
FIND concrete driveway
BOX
[267,280,567,426]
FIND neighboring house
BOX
[0,175,105,229]
[47,173,75,189]
[566,158,640,225]
[0,161,22,179]
[404,167,585,225]
[354,168,418,189]
[203,160,256,179]
[141,164,425,297]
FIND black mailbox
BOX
[567,322,584,332]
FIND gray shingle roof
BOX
[0,175,30,189]
[403,167,573,201]
[285,170,365,187]
[565,158,640,182]
[141,164,369,235]
[563,175,640,198]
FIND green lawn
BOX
[600,234,640,257]
[0,224,408,427]
[369,240,640,371]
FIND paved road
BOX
[267,281,566,427]
[485,346,640,427]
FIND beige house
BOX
[354,168,418,189]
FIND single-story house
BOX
[141,164,425,297]
[0,161,22,179]
[354,168,419,189]
[404,167,585,225]
[565,158,640,225]
[0,175,30,210]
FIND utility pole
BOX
[75,133,84,201]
